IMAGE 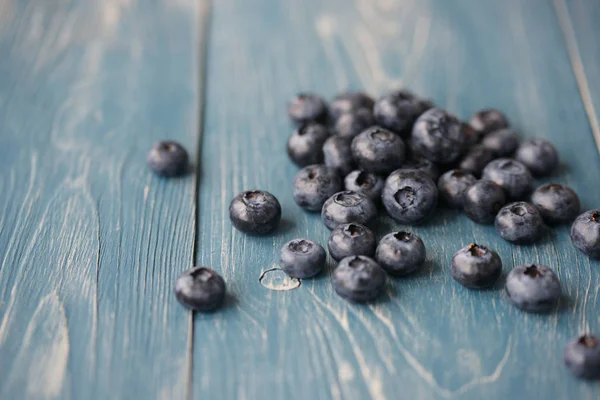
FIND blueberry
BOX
[321,191,377,230]
[323,136,356,177]
[375,231,426,276]
[344,170,384,202]
[330,92,374,121]
[505,264,560,313]
[495,202,544,244]
[287,123,329,167]
[411,108,467,164]
[514,138,559,177]
[459,145,495,177]
[531,183,580,225]
[402,158,440,181]
[461,122,480,147]
[292,164,342,212]
[351,127,406,174]
[482,158,532,199]
[147,141,189,177]
[334,108,375,139]
[382,169,438,224]
[280,238,326,278]
[174,267,226,312]
[287,93,328,125]
[437,169,477,209]
[450,243,502,289]
[373,90,433,136]
[229,190,281,234]
[328,223,376,261]
[332,256,387,302]
[570,210,600,259]
[481,128,520,157]
[564,335,600,379]
[463,180,506,224]
[469,108,509,136]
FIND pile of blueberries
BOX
[147,89,600,380]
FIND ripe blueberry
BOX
[412,108,467,164]
[292,164,342,212]
[382,169,438,225]
[495,202,544,244]
[344,170,384,202]
[570,210,600,259]
[463,180,506,224]
[175,267,226,312]
[287,93,328,125]
[438,169,477,209]
[330,92,374,121]
[482,158,532,199]
[287,123,329,167]
[327,223,376,261]
[469,108,509,136]
[373,90,433,136]
[332,256,387,302]
[564,335,600,379]
[351,127,406,174]
[375,231,426,276]
[531,183,580,225]
[321,191,377,230]
[481,128,520,157]
[451,243,502,289]
[280,239,327,278]
[229,190,281,234]
[514,138,559,177]
[505,264,560,313]
[334,108,375,139]
[323,136,356,177]
[147,141,189,177]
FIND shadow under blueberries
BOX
[417,206,462,229]
[276,217,296,235]
[193,293,238,320]
[555,293,574,315]
[395,258,439,282]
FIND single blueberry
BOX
[505,264,560,313]
[481,128,520,157]
[570,210,600,259]
[344,170,384,202]
[332,256,387,302]
[280,238,327,278]
[334,108,375,139]
[459,145,495,177]
[321,191,377,230]
[402,158,440,181]
[482,158,532,199]
[382,169,438,225]
[411,108,467,164]
[323,136,356,177]
[531,183,580,225]
[450,243,502,289]
[495,202,544,244]
[147,141,189,177]
[514,138,559,177]
[437,169,477,209]
[461,122,481,147]
[174,267,226,312]
[330,92,374,121]
[373,90,433,136]
[292,164,342,212]
[351,127,406,174]
[287,123,329,167]
[564,335,600,379]
[463,180,507,224]
[287,93,328,125]
[469,108,509,136]
[229,190,282,234]
[375,231,426,276]
[328,223,376,261]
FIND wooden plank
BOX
[0,0,204,398]
[193,0,600,399]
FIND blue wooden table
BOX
[1,0,599,399]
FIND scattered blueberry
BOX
[437,169,477,209]
[451,243,502,289]
[481,128,520,157]
[463,180,507,224]
[564,335,600,379]
[332,255,387,302]
[375,231,426,276]
[175,267,226,312]
[505,264,560,313]
[531,183,580,225]
[229,190,282,234]
[334,108,375,139]
[403,158,440,181]
[287,123,329,167]
[382,169,438,225]
[411,108,467,164]
[323,136,356,177]
[280,238,326,278]
[330,92,374,121]
[459,145,496,177]
[344,170,384,202]
[351,126,406,174]
[469,108,509,136]
[514,138,559,177]
[287,93,328,125]
[482,158,532,199]
[147,141,189,177]
[328,223,376,261]
[321,191,377,230]
[292,164,342,212]
[570,210,600,259]
[495,202,544,244]
[373,90,433,136]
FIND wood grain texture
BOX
[0,0,203,398]
[193,0,600,399]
